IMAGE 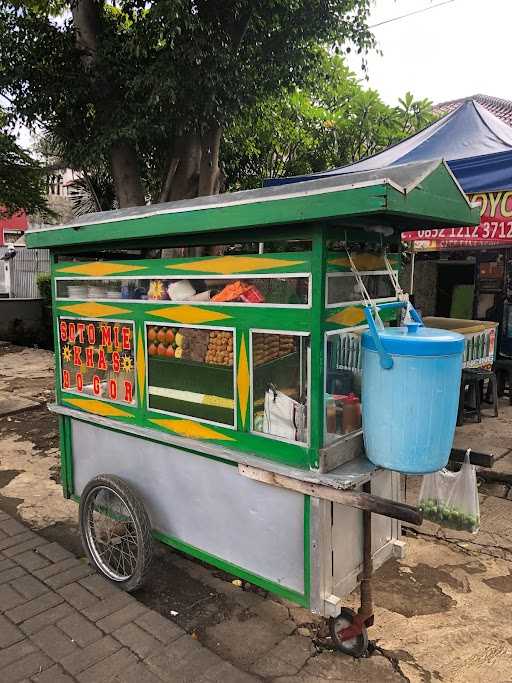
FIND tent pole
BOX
[410,250,416,294]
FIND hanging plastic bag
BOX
[418,449,480,533]
[263,386,306,442]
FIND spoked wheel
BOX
[79,475,153,592]
[329,607,369,658]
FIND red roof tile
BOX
[433,94,512,126]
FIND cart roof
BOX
[26,159,479,250]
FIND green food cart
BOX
[26,159,478,655]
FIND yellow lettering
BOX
[488,192,503,217]
[471,193,488,216]
[501,191,512,218]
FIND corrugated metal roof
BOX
[434,94,512,127]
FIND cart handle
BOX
[364,301,423,370]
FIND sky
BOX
[10,0,512,149]
[346,0,512,106]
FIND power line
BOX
[370,0,456,29]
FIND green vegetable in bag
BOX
[418,450,480,534]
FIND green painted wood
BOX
[326,252,400,272]
[309,228,327,468]
[152,529,308,607]
[323,302,398,332]
[28,185,388,248]
[53,251,312,277]
[386,168,479,226]
[56,300,312,332]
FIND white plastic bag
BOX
[418,449,480,533]
[263,387,305,442]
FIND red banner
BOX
[402,191,512,243]
[409,238,512,252]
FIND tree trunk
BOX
[198,126,223,196]
[71,0,100,69]
[110,140,146,208]
[72,1,146,209]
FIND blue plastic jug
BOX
[361,302,464,474]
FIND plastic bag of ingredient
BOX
[418,449,480,533]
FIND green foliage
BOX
[36,271,54,349]
[36,272,51,302]
[0,113,49,217]
[222,55,435,190]
[0,1,375,203]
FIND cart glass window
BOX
[325,329,362,444]
[326,272,396,307]
[251,332,309,444]
[146,324,235,427]
[58,318,136,405]
[56,276,309,306]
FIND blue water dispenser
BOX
[361,302,464,474]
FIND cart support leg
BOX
[359,481,374,627]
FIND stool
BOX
[495,358,512,405]
[457,368,498,425]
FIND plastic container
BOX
[361,303,464,474]
[340,393,361,434]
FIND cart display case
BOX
[27,159,479,654]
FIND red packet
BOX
[240,286,265,303]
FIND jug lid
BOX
[362,325,464,356]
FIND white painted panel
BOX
[331,469,398,590]
[71,420,305,592]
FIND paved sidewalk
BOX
[0,510,257,682]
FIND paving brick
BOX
[58,581,99,611]
[58,611,102,647]
[6,590,63,624]
[10,574,49,600]
[20,602,75,636]
[32,663,76,683]
[0,518,27,537]
[0,583,28,612]
[146,636,221,682]
[135,610,184,645]
[112,661,162,683]
[0,613,24,648]
[96,602,148,634]
[1,651,53,683]
[76,647,138,683]
[0,565,27,585]
[79,573,121,599]
[36,543,74,564]
[0,556,15,572]
[0,638,38,669]
[82,592,133,622]
[60,635,121,675]
[3,536,46,558]
[45,563,94,590]
[199,660,259,683]
[31,624,78,661]
[14,550,50,572]
[113,622,162,658]
[35,557,82,581]
[0,528,6,540]
[0,531,35,551]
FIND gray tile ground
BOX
[0,512,259,682]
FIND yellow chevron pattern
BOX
[168,255,305,274]
[57,262,147,277]
[150,418,234,441]
[147,305,231,324]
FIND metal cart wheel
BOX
[329,607,369,658]
[79,474,153,592]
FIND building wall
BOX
[401,258,438,316]
[0,299,43,343]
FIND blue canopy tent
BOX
[266,100,512,193]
